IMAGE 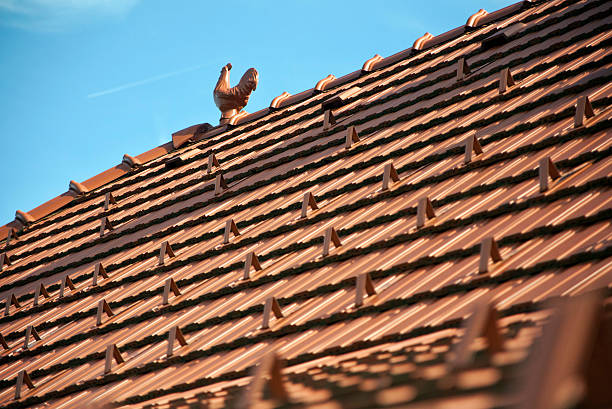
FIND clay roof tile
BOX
[1,1,610,406]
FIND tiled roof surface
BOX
[1,0,611,407]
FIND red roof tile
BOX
[0,0,610,408]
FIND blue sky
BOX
[0,0,512,225]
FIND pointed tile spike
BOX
[207,153,220,174]
[322,227,342,257]
[33,286,40,307]
[103,192,116,211]
[478,237,502,274]
[104,344,125,374]
[481,305,504,354]
[538,157,561,192]
[39,283,50,298]
[4,295,11,316]
[499,67,515,94]
[416,197,436,229]
[574,95,594,128]
[345,126,360,149]
[6,228,18,246]
[243,351,289,406]
[93,263,109,287]
[457,58,470,82]
[0,252,12,272]
[381,163,400,191]
[5,292,21,316]
[262,297,283,329]
[223,219,241,244]
[23,325,41,349]
[15,369,34,400]
[300,192,319,219]
[518,291,611,409]
[58,277,66,298]
[355,273,376,308]
[448,300,504,370]
[464,134,483,164]
[59,275,75,298]
[323,109,336,130]
[66,276,75,290]
[96,299,114,326]
[158,241,176,266]
[162,277,181,305]
[166,326,188,357]
[214,174,228,195]
[33,282,50,306]
[29,325,40,342]
[0,333,8,350]
[99,216,114,237]
[243,251,262,280]
[10,293,20,308]
[266,354,288,401]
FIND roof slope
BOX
[0,0,611,408]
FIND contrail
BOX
[87,64,208,98]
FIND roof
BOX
[0,0,611,407]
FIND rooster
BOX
[213,63,259,124]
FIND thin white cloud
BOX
[0,0,139,31]
[0,0,31,13]
[87,64,208,99]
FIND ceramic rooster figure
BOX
[213,63,259,124]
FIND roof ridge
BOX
[4,32,610,272]
[1,0,569,236]
[4,0,604,245]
